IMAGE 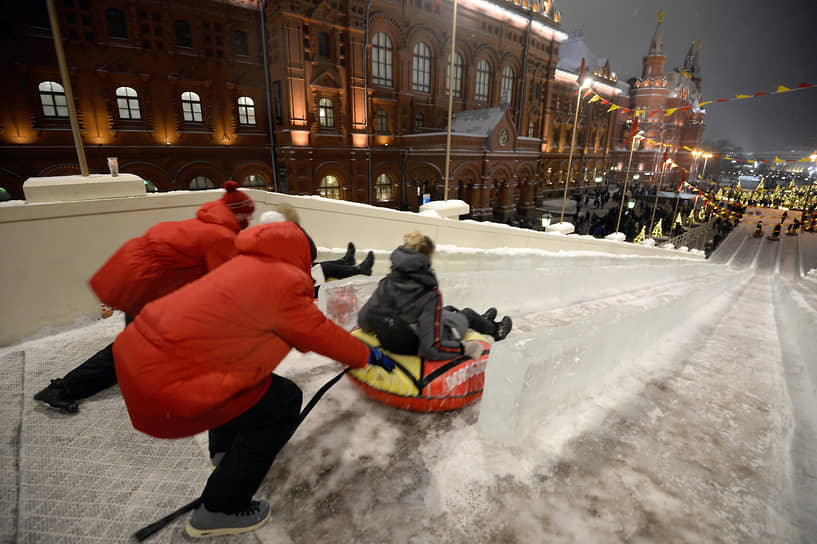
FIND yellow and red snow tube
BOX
[347,328,492,412]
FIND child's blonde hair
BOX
[403,230,435,256]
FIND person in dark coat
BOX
[34,181,255,414]
[358,230,512,361]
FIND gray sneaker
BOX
[185,500,271,538]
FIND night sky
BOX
[555,0,817,155]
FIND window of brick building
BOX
[317,32,330,59]
[189,176,216,190]
[106,9,127,39]
[38,81,69,118]
[319,175,341,199]
[234,30,248,56]
[175,20,192,48]
[375,173,393,202]
[318,98,334,128]
[475,59,490,102]
[371,32,393,87]
[446,52,463,98]
[376,110,388,133]
[500,66,514,105]
[242,175,265,188]
[415,113,424,129]
[115,86,141,120]
[237,96,256,125]
[181,91,203,122]
[412,42,431,93]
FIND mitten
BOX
[462,340,484,360]
[368,347,396,372]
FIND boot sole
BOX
[34,399,78,414]
[185,509,271,538]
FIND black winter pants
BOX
[446,306,497,338]
[61,314,134,399]
[202,374,303,513]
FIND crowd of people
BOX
[34,182,513,538]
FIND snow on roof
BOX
[556,35,609,76]
[449,107,507,138]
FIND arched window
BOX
[175,20,192,47]
[38,81,68,118]
[319,98,334,127]
[500,66,514,105]
[317,32,330,59]
[552,127,560,148]
[375,173,393,202]
[446,52,463,98]
[376,110,388,133]
[181,91,203,122]
[143,179,159,193]
[475,59,490,102]
[319,175,341,199]
[242,174,266,188]
[371,32,393,87]
[234,30,248,56]
[106,9,127,39]
[189,176,216,190]
[412,42,431,93]
[115,86,141,120]
[415,113,424,129]
[237,96,256,125]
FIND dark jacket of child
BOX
[358,246,467,361]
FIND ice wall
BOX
[478,268,750,445]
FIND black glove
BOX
[368,347,396,372]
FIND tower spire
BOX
[648,10,664,55]
[642,10,666,78]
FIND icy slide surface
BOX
[5,232,817,543]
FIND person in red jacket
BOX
[34,181,255,414]
[113,218,395,537]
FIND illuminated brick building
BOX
[0,0,625,221]
[610,15,706,187]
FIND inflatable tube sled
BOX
[347,328,493,412]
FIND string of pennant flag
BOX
[585,81,815,121]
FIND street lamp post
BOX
[560,78,591,223]
[701,152,713,184]
[442,0,460,201]
[649,159,674,237]
[615,131,643,235]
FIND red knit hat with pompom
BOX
[222,180,255,229]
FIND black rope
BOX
[133,367,351,542]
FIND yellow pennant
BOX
[683,146,693,151]
[699,101,712,106]
[735,94,751,99]
[800,157,811,162]
[775,157,784,163]
[776,85,791,92]
[607,104,621,112]
[588,94,601,103]
[665,108,679,116]
[680,70,691,78]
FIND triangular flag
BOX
[775,157,783,163]
[680,69,691,78]
[664,108,679,116]
[648,109,663,118]
[583,88,594,99]
[797,83,813,88]
[683,146,693,151]
[607,104,621,112]
[589,94,601,103]
[776,85,791,92]
[699,101,712,106]
[799,157,811,162]
[735,94,751,99]
[626,117,640,144]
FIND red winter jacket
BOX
[89,200,241,316]
[113,221,370,439]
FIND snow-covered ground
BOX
[3,207,817,543]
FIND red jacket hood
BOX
[235,221,312,272]
[197,199,241,233]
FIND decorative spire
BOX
[648,10,664,55]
